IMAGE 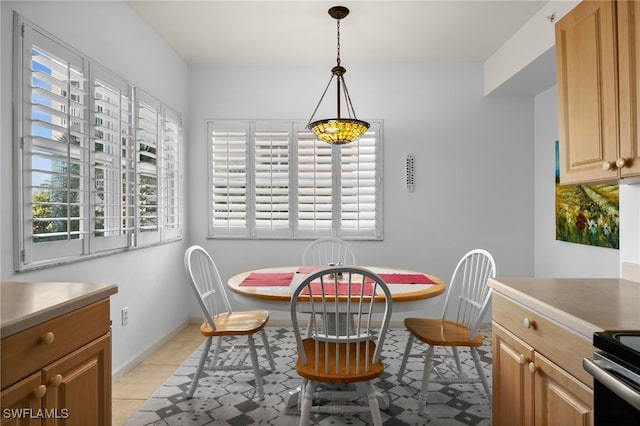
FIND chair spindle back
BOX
[290,266,392,376]
[441,249,496,338]
[184,245,233,332]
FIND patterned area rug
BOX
[125,327,493,425]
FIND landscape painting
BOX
[555,141,619,249]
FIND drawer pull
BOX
[528,362,536,374]
[518,354,527,365]
[50,374,63,387]
[33,385,47,398]
[523,318,535,329]
[41,332,55,345]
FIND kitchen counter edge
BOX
[489,277,640,340]
[1,281,118,338]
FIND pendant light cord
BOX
[336,19,341,67]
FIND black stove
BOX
[586,330,640,425]
[594,331,640,372]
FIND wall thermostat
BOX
[405,154,415,192]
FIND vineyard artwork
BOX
[555,141,619,249]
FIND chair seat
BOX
[200,310,270,336]
[404,318,484,347]
[295,338,384,384]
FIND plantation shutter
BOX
[296,129,334,237]
[339,123,381,238]
[206,119,382,240]
[90,64,133,252]
[254,122,291,236]
[160,106,181,240]
[15,14,184,270]
[208,121,249,237]
[22,26,90,264]
[136,90,161,244]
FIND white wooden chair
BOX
[290,266,393,426]
[183,245,276,399]
[302,237,356,267]
[397,249,496,413]
[302,238,358,337]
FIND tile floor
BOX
[114,324,493,426]
[112,324,205,426]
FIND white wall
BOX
[620,184,640,272]
[0,2,4,281]
[0,1,191,379]
[187,63,536,322]
[484,0,579,95]
[534,86,620,277]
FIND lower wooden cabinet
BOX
[493,323,593,426]
[493,323,534,425]
[492,291,594,426]
[1,300,111,426]
[43,334,111,426]
[1,373,42,426]
[533,350,592,426]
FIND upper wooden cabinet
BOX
[556,0,640,184]
[617,0,640,178]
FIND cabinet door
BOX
[0,373,43,426]
[42,334,111,426]
[618,0,640,178]
[533,352,593,426]
[493,323,534,426]
[556,0,619,184]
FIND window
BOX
[207,120,382,239]
[15,15,182,270]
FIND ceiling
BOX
[126,0,548,64]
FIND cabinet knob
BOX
[528,362,536,374]
[602,161,615,171]
[523,318,535,329]
[616,158,627,169]
[33,385,47,399]
[518,354,527,365]
[50,374,63,387]
[41,332,55,345]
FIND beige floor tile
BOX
[112,398,145,426]
[112,324,205,426]
[172,323,206,342]
[141,340,202,366]
[112,364,178,399]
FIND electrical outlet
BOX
[121,307,129,326]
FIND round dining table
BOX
[227,265,446,311]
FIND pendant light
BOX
[307,6,369,145]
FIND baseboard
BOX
[111,319,189,382]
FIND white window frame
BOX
[14,14,183,270]
[206,119,383,240]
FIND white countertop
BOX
[488,277,640,339]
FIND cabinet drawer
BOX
[493,292,594,387]
[1,299,110,389]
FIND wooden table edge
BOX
[228,268,446,303]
